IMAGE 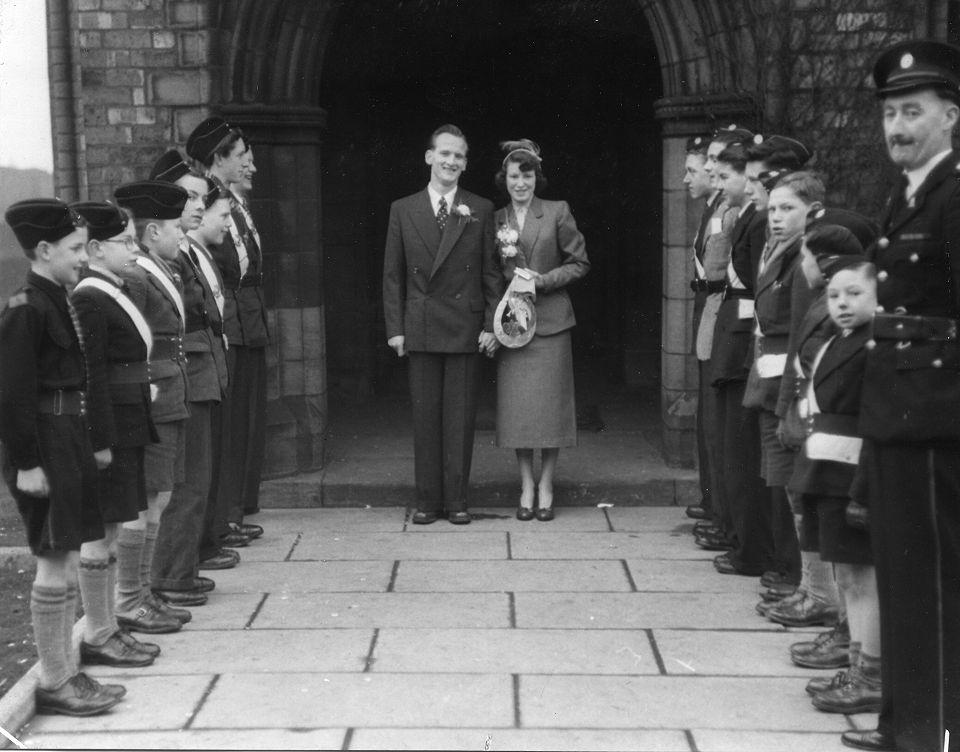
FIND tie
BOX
[437,196,449,231]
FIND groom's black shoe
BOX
[448,511,471,525]
[412,510,439,525]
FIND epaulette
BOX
[6,290,29,308]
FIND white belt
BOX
[756,353,787,378]
[804,433,862,465]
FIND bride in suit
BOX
[494,140,590,521]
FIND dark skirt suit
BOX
[787,323,872,565]
[494,198,590,449]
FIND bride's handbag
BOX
[493,268,537,348]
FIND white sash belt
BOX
[135,255,185,323]
[805,432,863,465]
[187,242,225,318]
[74,277,153,358]
[756,353,787,378]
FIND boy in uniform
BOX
[0,199,120,715]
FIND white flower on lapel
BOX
[501,244,518,258]
[496,227,519,244]
[453,203,478,223]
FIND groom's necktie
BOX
[437,196,449,232]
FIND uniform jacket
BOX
[383,187,502,352]
[494,198,590,336]
[710,206,767,384]
[696,203,736,360]
[121,249,190,423]
[789,324,870,497]
[743,235,818,411]
[71,267,156,451]
[691,193,722,347]
[776,292,834,421]
[170,241,227,402]
[0,272,87,470]
[861,149,960,442]
[210,190,269,348]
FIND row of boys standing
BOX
[681,40,960,752]
[0,116,269,716]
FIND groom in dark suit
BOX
[383,124,502,524]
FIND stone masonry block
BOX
[85,125,133,145]
[78,31,102,48]
[133,88,145,105]
[169,1,209,28]
[281,361,306,397]
[173,108,208,142]
[663,245,694,300]
[77,0,101,10]
[78,12,113,29]
[105,68,144,87]
[179,31,209,66]
[129,10,165,28]
[663,297,692,355]
[149,70,210,105]
[277,308,305,361]
[82,87,133,105]
[129,48,177,67]
[103,29,151,48]
[152,30,176,49]
[102,0,160,10]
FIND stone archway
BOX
[208,0,756,470]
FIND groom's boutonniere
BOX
[454,203,478,223]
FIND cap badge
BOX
[753,134,764,144]
[694,137,702,145]
[900,53,914,69]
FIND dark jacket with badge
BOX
[120,249,190,423]
[861,149,960,442]
[71,267,157,451]
[0,273,88,470]
[210,192,269,348]
[710,205,767,384]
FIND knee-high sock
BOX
[106,555,119,631]
[140,521,159,592]
[31,584,71,690]
[836,563,881,659]
[116,527,145,614]
[79,557,114,646]
[793,513,839,605]
[63,583,78,671]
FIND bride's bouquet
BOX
[494,223,536,348]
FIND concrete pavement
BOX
[9,506,877,751]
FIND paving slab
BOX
[192,672,514,728]
[653,629,827,676]
[21,674,213,734]
[350,728,691,751]
[254,507,407,532]
[292,531,508,560]
[511,531,714,560]
[405,507,612,532]
[394,559,633,592]
[625,559,760,593]
[211,560,393,593]
[372,628,658,675]
[164,592,265,630]
[85,629,374,675]
[515,593,785,630]
[518,675,851,731]
[607,507,698,532]
[20,729,347,750]
[692,729,858,752]
[229,532,300,561]
[251,592,512,629]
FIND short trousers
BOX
[143,419,186,494]
[801,493,872,565]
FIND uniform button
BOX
[877,270,889,282]
[878,237,890,249]
[933,358,944,368]
[876,306,885,313]
[866,339,877,349]
[465,265,471,271]
[910,253,919,262]
[894,306,907,314]
[413,267,420,274]
[896,323,904,331]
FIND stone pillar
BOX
[653,93,754,467]
[220,104,328,478]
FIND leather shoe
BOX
[695,530,734,551]
[219,531,250,547]
[761,581,798,599]
[806,668,852,696]
[145,591,192,623]
[811,666,881,714]
[153,588,208,607]
[535,507,554,521]
[194,576,215,592]
[240,523,263,539]
[412,510,439,525]
[767,591,839,627]
[685,504,710,519]
[199,551,238,570]
[791,623,851,669]
[516,506,534,521]
[76,671,126,699]
[693,521,720,534]
[760,570,796,588]
[80,632,154,668]
[713,553,760,576]
[116,629,160,658]
[841,730,896,751]
[448,510,472,525]
[116,603,181,634]
[35,673,121,716]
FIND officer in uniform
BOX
[0,199,120,715]
[186,117,268,545]
[843,40,960,752]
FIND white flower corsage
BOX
[501,244,518,258]
[454,203,478,223]
[496,227,519,245]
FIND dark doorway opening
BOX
[319,0,662,435]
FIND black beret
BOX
[70,201,128,242]
[4,198,84,250]
[113,180,188,220]
[754,134,812,166]
[818,253,869,281]
[873,40,960,100]
[712,124,754,146]
[805,224,863,259]
[685,135,711,154]
[149,149,192,183]
[758,167,794,192]
[806,207,879,251]
[185,116,236,162]
[202,177,228,209]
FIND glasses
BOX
[101,237,138,250]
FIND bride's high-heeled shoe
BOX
[535,506,554,521]
[517,506,534,521]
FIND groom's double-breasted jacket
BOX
[383,188,502,351]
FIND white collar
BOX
[904,148,953,199]
[427,185,457,214]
